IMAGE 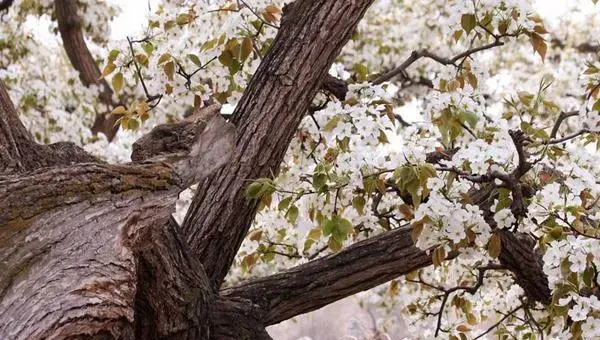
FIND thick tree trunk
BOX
[0,79,236,339]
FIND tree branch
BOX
[473,304,524,339]
[1,79,99,173]
[0,78,36,171]
[134,217,214,339]
[550,110,579,139]
[322,74,349,100]
[0,0,13,13]
[54,0,120,140]
[221,225,431,325]
[222,145,552,324]
[222,222,549,326]
[372,38,506,85]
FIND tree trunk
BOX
[0,85,236,339]
[182,0,376,289]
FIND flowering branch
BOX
[373,35,508,85]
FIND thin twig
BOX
[126,37,162,107]
[550,111,579,139]
[373,38,506,85]
[546,129,591,145]
[473,305,524,339]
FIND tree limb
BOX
[54,0,120,140]
[0,0,13,13]
[373,37,506,85]
[0,78,36,171]
[222,147,551,324]
[221,225,431,325]
[223,223,550,326]
[1,79,100,173]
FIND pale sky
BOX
[110,0,161,40]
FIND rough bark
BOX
[0,78,38,171]
[134,218,214,340]
[222,226,431,325]
[322,74,349,101]
[0,99,235,339]
[210,298,272,340]
[55,0,120,140]
[222,226,550,326]
[182,0,376,289]
[498,229,551,304]
[0,79,98,173]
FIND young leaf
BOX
[112,72,124,93]
[488,233,502,258]
[461,14,477,34]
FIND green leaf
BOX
[218,50,240,75]
[142,42,154,55]
[517,91,535,107]
[176,13,192,25]
[323,218,335,237]
[187,54,202,67]
[323,215,353,243]
[498,19,509,35]
[453,30,463,43]
[163,61,175,80]
[323,115,342,132]
[459,110,479,128]
[461,14,477,34]
[337,216,353,236]
[529,32,547,61]
[200,36,222,52]
[352,196,366,215]
[157,53,172,65]
[110,106,128,115]
[432,247,446,267]
[328,236,343,252]
[307,227,322,240]
[244,181,263,198]
[108,49,120,62]
[278,196,293,211]
[244,178,276,200]
[100,62,116,79]
[312,172,327,191]
[378,129,389,144]
[112,72,124,93]
[593,99,600,112]
[127,118,140,130]
[354,63,369,82]
[136,54,149,66]
[286,205,299,224]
